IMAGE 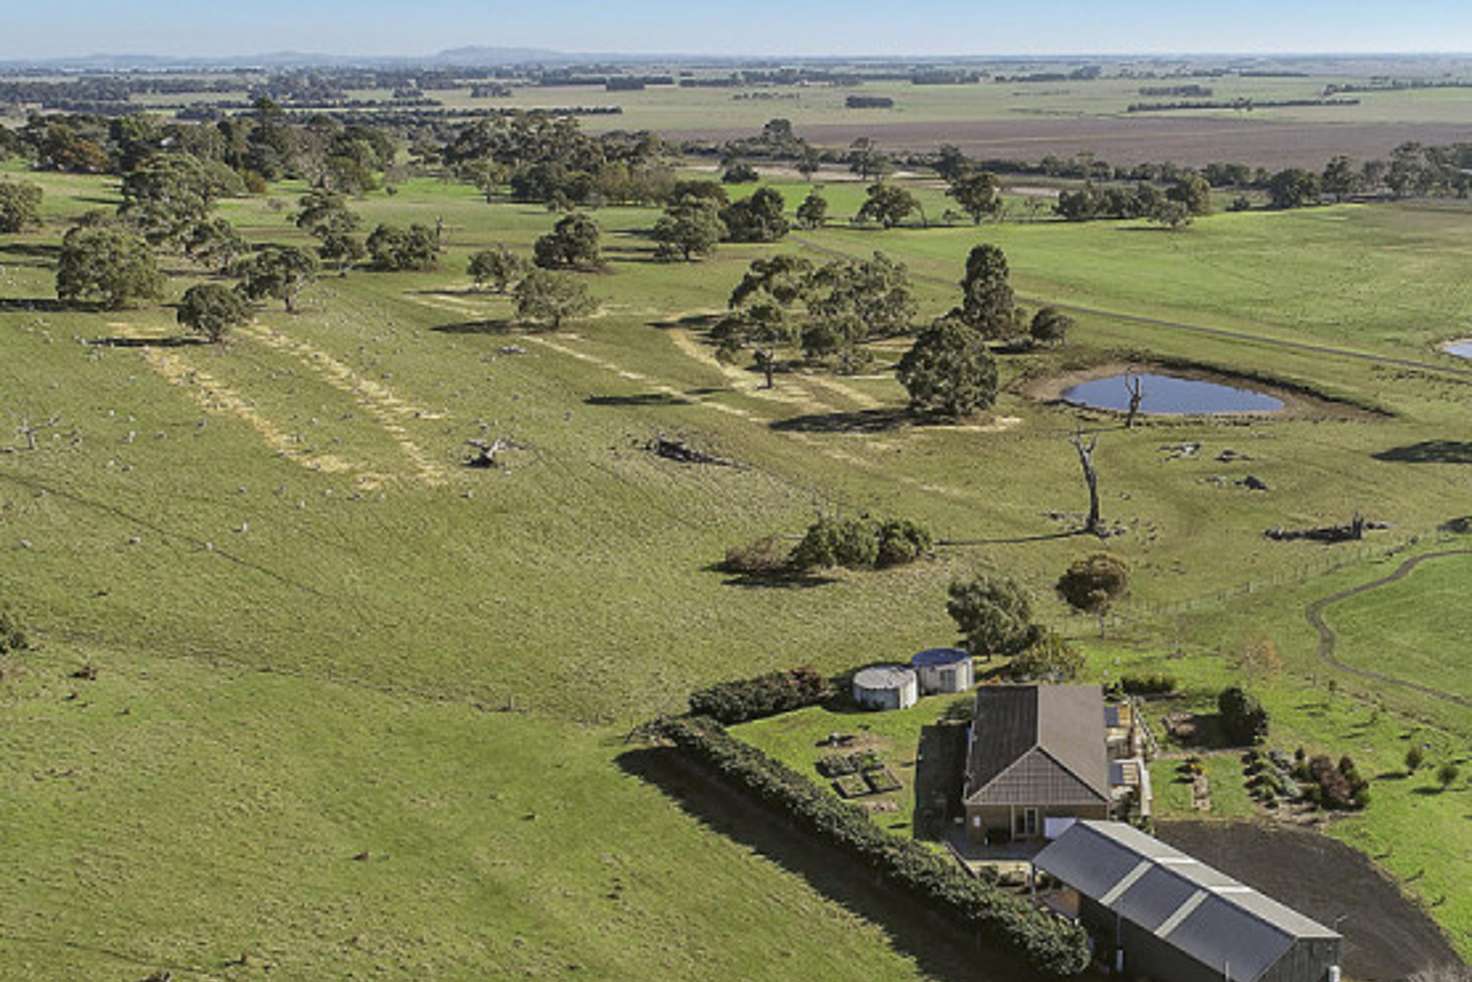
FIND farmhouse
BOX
[1036,821,1343,982]
[963,684,1149,842]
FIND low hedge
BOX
[688,666,833,724]
[1119,673,1176,695]
[659,716,1091,977]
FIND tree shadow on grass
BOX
[0,297,86,313]
[409,288,503,298]
[602,242,669,265]
[88,335,203,349]
[702,562,837,590]
[770,407,911,434]
[647,312,721,331]
[613,746,1048,982]
[585,393,695,408]
[430,319,519,335]
[1373,441,1472,465]
[0,242,61,257]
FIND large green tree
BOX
[177,283,251,343]
[1166,174,1213,216]
[184,217,249,274]
[957,243,1019,339]
[804,252,916,364]
[1029,306,1074,347]
[855,182,920,228]
[721,187,789,243]
[514,269,596,329]
[366,223,439,271]
[294,189,360,240]
[1267,169,1323,210]
[0,179,43,233]
[652,194,726,261]
[119,152,236,248]
[946,575,1039,659]
[318,232,366,276]
[55,226,165,309]
[1056,553,1129,636]
[795,189,828,229]
[895,315,998,417]
[468,245,528,293]
[235,245,318,313]
[533,212,601,270]
[945,170,1002,224]
[714,298,800,389]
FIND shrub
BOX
[1009,630,1085,682]
[1056,554,1129,622]
[1218,686,1269,745]
[790,516,879,570]
[1119,673,1176,696]
[688,667,833,724]
[1437,761,1461,790]
[0,608,28,655]
[1305,753,1369,810]
[1406,745,1425,772]
[721,162,759,184]
[876,519,932,567]
[366,223,439,271]
[658,716,1091,976]
[790,516,931,571]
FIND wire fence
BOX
[1110,525,1455,626]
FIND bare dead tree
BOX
[1124,376,1144,429]
[1070,429,1102,537]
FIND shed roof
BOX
[1035,821,1339,982]
[964,685,1109,806]
[911,647,970,668]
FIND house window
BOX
[939,669,955,689]
[1016,808,1039,837]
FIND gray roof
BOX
[912,647,970,668]
[1036,821,1339,982]
[964,685,1109,806]
[853,665,915,690]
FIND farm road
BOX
[1305,549,1472,708]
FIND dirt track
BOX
[1305,550,1472,708]
[1158,821,1461,980]
[674,117,1472,169]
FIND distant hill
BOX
[0,47,569,71]
[431,46,568,65]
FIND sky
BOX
[5,0,1472,59]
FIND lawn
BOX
[734,692,973,842]
[6,162,1472,975]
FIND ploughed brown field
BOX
[671,117,1472,169]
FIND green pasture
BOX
[5,167,1472,975]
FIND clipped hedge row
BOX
[687,666,833,724]
[659,716,1091,977]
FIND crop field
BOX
[5,161,1472,977]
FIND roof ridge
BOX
[1115,833,1309,944]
